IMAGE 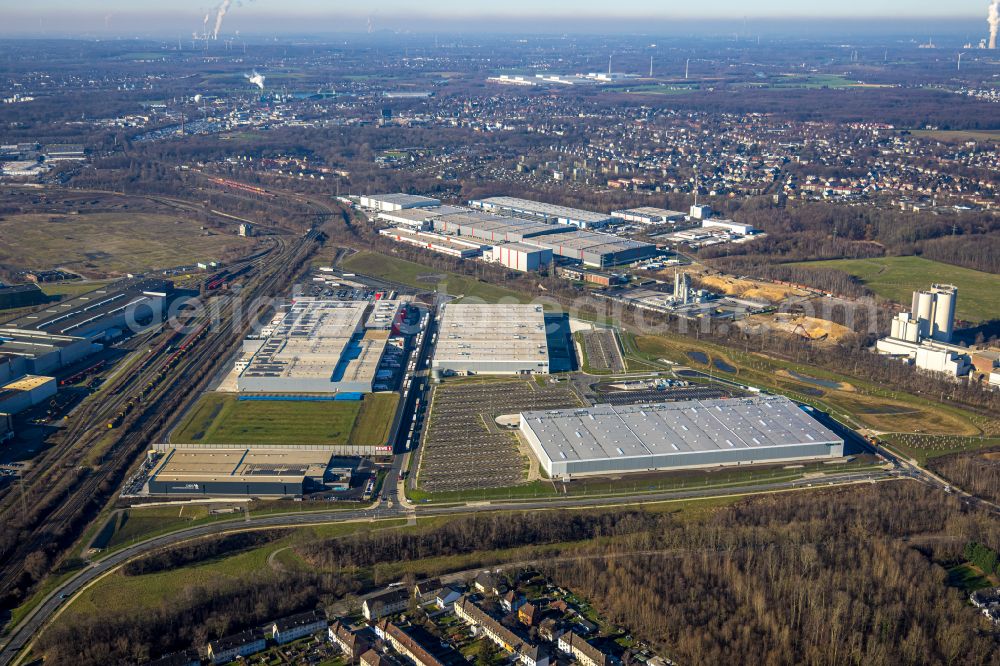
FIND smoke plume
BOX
[212,0,232,40]
[246,70,265,90]
[990,0,1000,49]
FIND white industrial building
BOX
[433,304,550,375]
[378,227,486,259]
[701,219,756,236]
[378,205,471,229]
[520,396,844,478]
[876,284,970,377]
[469,196,614,229]
[236,299,391,393]
[689,205,712,220]
[674,271,692,305]
[485,243,553,272]
[359,193,441,212]
[612,207,687,225]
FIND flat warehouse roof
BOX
[239,299,387,387]
[0,329,87,353]
[1,375,54,392]
[8,278,171,334]
[613,207,686,217]
[150,448,333,483]
[380,205,470,223]
[434,304,549,369]
[524,231,655,253]
[364,193,440,207]
[434,212,564,238]
[471,196,613,224]
[522,396,842,464]
[494,242,551,254]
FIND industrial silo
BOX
[931,284,957,342]
[915,290,935,339]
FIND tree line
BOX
[929,450,1000,506]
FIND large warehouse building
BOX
[0,329,96,377]
[378,205,470,229]
[7,278,172,341]
[611,207,687,225]
[236,299,389,394]
[377,227,486,259]
[0,375,57,416]
[485,243,553,272]
[469,196,614,229]
[431,211,570,244]
[433,303,550,375]
[146,448,339,497]
[521,230,657,268]
[520,396,844,478]
[360,193,441,212]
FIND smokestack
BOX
[213,0,232,40]
[246,70,265,90]
[990,0,999,49]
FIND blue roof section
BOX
[238,394,341,401]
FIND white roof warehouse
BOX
[519,396,844,478]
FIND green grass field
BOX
[788,256,1000,323]
[341,251,528,304]
[350,393,399,446]
[173,393,398,446]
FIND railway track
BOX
[0,239,282,514]
[0,231,315,605]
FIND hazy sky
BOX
[0,1,992,36]
[0,0,988,15]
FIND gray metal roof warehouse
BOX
[7,278,172,340]
[520,230,657,268]
[520,396,844,478]
[431,211,571,243]
[469,196,614,229]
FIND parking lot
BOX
[417,380,581,492]
[592,385,734,406]
[580,329,625,374]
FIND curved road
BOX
[0,467,898,665]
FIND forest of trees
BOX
[296,511,666,570]
[35,482,1000,665]
[929,450,1000,505]
[546,483,1000,666]
[699,199,1000,276]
